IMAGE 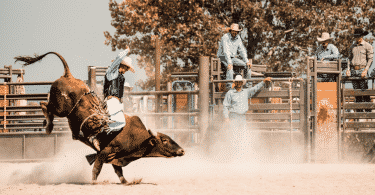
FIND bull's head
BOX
[147,129,185,157]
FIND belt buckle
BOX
[353,65,360,70]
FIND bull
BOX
[14,52,185,183]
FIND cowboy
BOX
[89,46,135,151]
[222,75,271,160]
[217,23,252,89]
[316,32,340,61]
[345,28,374,113]
[315,32,341,82]
[223,75,271,122]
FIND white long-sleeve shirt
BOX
[106,48,130,81]
[223,81,265,118]
[217,33,249,65]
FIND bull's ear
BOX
[148,129,157,137]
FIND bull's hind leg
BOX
[40,101,54,134]
[112,165,127,184]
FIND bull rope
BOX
[67,90,109,138]
[66,92,88,117]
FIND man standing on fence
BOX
[315,32,340,82]
[217,23,252,90]
[223,75,271,160]
[89,46,135,151]
[345,28,374,113]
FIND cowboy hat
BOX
[124,82,133,88]
[234,75,246,85]
[121,57,135,73]
[229,23,242,32]
[317,32,333,42]
[353,28,369,38]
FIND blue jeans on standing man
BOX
[344,68,371,112]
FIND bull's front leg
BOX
[92,153,105,183]
[40,101,54,134]
[112,164,127,184]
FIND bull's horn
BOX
[148,129,157,137]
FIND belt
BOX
[352,65,366,70]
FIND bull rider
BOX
[89,46,135,151]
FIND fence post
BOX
[167,82,173,129]
[198,56,210,143]
[88,66,96,93]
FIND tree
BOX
[104,0,375,90]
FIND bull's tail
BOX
[86,153,97,165]
[14,52,72,77]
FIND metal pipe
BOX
[210,78,304,83]
[123,90,199,96]
[1,81,53,85]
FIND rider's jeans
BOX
[106,97,126,133]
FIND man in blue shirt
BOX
[217,23,252,89]
[316,32,340,61]
[222,75,271,160]
[315,32,340,82]
[223,75,271,123]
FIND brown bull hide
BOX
[15,52,107,149]
[89,115,185,184]
[15,52,185,184]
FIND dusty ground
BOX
[1,144,375,195]
[1,125,375,195]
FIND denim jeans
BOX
[219,56,251,88]
[343,68,371,112]
[106,98,126,132]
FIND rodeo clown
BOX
[89,46,135,151]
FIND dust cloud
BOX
[1,140,94,185]
[0,116,372,186]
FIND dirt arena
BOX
[1,128,375,195]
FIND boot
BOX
[89,136,101,151]
[89,126,112,152]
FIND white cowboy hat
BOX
[317,32,333,42]
[230,23,242,32]
[124,82,133,88]
[234,75,246,85]
[121,57,135,73]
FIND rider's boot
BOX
[89,135,101,151]
[88,126,112,152]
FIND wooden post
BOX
[88,66,96,93]
[155,37,161,128]
[337,59,342,161]
[167,82,173,129]
[199,56,210,143]
[306,57,312,163]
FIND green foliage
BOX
[104,0,375,90]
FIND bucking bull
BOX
[14,52,185,184]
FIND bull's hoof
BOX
[119,176,127,184]
[45,123,54,135]
[91,180,98,185]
